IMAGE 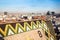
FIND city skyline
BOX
[0,0,60,13]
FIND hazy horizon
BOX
[0,0,60,13]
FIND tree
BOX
[51,11,55,15]
[46,11,50,15]
[4,12,8,15]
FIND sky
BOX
[0,0,60,13]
